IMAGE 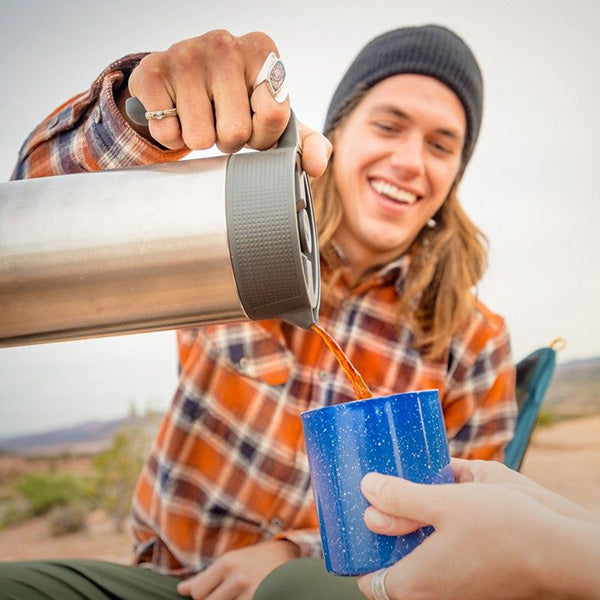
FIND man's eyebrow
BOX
[370,104,412,121]
[369,104,463,140]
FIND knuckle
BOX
[208,29,240,57]
[245,32,277,57]
[221,120,252,146]
[262,104,289,132]
[229,572,250,589]
[167,40,199,70]
[132,52,166,87]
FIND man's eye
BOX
[430,140,452,154]
[373,122,396,133]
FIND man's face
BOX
[332,74,466,274]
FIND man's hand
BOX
[118,30,331,177]
[177,539,299,600]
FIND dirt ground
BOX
[0,415,599,565]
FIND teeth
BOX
[370,179,417,204]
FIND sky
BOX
[1,0,599,437]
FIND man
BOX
[2,25,516,600]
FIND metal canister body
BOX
[0,157,246,345]
[0,115,320,347]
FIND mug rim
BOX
[300,388,440,418]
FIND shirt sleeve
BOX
[443,304,517,461]
[11,53,188,181]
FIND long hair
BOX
[313,95,488,359]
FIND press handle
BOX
[124,97,299,150]
[125,96,148,125]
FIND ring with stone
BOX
[252,52,288,103]
[371,568,392,600]
[145,107,178,121]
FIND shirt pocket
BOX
[202,321,293,387]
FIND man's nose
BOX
[389,133,425,178]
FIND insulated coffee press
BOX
[0,112,319,346]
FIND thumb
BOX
[298,122,332,177]
[361,473,453,526]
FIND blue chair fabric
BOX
[504,347,557,471]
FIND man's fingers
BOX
[203,572,249,600]
[128,54,185,150]
[248,87,290,151]
[364,506,426,536]
[212,76,253,154]
[298,124,332,177]
[361,473,451,526]
[126,31,330,172]
[177,565,222,599]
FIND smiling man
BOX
[1,24,516,600]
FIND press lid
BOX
[225,112,320,329]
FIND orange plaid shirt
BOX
[12,55,517,576]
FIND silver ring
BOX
[145,107,178,121]
[371,568,392,600]
[252,51,288,103]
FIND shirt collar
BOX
[321,241,411,295]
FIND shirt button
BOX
[318,370,330,382]
[48,115,60,128]
[270,517,283,528]
[238,357,249,372]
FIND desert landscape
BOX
[0,413,599,565]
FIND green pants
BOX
[0,558,365,599]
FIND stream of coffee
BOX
[311,323,372,400]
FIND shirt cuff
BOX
[273,529,323,559]
[16,53,188,174]
[83,55,189,169]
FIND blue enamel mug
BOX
[301,389,453,576]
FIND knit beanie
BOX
[324,25,483,165]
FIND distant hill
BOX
[544,356,600,417]
[0,414,162,457]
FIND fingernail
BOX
[362,472,385,496]
[366,508,392,529]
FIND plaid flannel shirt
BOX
[12,55,517,576]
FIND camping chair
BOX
[503,339,564,471]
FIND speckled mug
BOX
[301,389,453,576]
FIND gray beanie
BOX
[324,25,483,165]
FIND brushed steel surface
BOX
[0,157,246,346]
